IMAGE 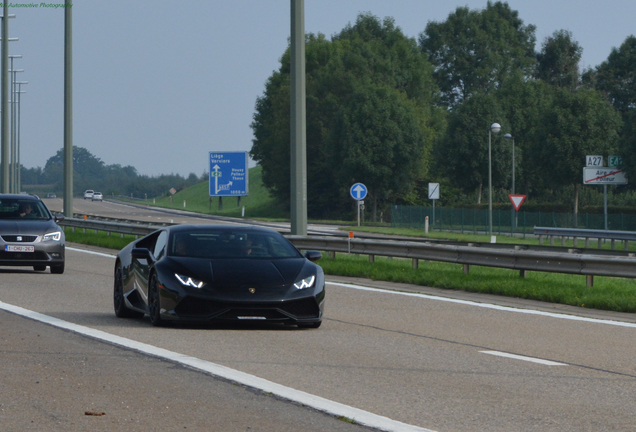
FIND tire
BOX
[33,265,46,271]
[148,273,163,327]
[298,321,321,329]
[114,264,143,319]
[51,263,65,274]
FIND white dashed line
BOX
[479,351,568,366]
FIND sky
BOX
[6,0,636,177]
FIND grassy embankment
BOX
[65,166,636,313]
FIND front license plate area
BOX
[5,245,35,252]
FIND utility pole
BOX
[290,0,307,235]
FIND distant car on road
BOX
[46,193,56,198]
[114,224,325,328]
[92,192,103,201]
[0,194,65,274]
[83,190,94,199]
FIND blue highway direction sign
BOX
[209,152,249,197]
[350,183,367,200]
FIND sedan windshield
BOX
[0,199,51,220]
[169,230,300,259]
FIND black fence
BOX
[391,205,634,237]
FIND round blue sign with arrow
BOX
[350,183,368,200]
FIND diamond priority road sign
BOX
[209,152,249,197]
[583,167,628,185]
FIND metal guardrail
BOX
[59,217,163,237]
[288,235,636,287]
[58,217,636,287]
[534,226,636,250]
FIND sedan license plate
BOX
[5,245,35,252]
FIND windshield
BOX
[0,199,51,220]
[169,229,300,259]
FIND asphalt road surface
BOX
[1,241,636,431]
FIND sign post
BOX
[350,183,367,227]
[584,155,628,230]
[428,183,439,226]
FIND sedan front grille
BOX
[0,251,48,260]
[1,235,37,243]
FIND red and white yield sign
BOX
[508,194,526,211]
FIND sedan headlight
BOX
[175,273,204,289]
[293,275,315,290]
[43,231,61,242]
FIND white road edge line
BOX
[0,301,435,432]
[66,246,116,258]
[479,351,568,366]
[327,282,636,329]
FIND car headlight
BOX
[293,275,315,290]
[175,273,204,289]
[43,231,61,242]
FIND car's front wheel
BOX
[148,273,163,327]
[51,263,64,274]
[114,263,143,319]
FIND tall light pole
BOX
[504,133,515,195]
[1,4,9,193]
[15,80,25,193]
[488,122,501,235]
[9,56,23,193]
[290,0,307,235]
[63,0,73,217]
[504,133,515,230]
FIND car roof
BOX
[0,194,41,202]
[165,224,283,235]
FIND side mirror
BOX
[54,214,65,223]
[132,248,153,261]
[304,250,322,262]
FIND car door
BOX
[131,230,167,309]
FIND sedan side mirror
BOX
[304,250,322,262]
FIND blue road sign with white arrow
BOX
[350,183,368,200]
[209,152,249,197]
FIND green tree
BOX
[529,87,622,213]
[434,91,507,202]
[251,13,443,219]
[536,30,582,89]
[588,35,636,113]
[419,1,536,108]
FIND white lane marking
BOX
[479,351,568,366]
[66,247,116,258]
[0,301,436,432]
[327,282,636,329]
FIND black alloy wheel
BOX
[114,264,143,319]
[148,273,163,327]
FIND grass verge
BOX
[318,253,636,313]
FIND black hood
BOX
[166,256,306,287]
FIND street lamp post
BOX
[488,123,501,235]
[15,81,26,193]
[504,133,515,230]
